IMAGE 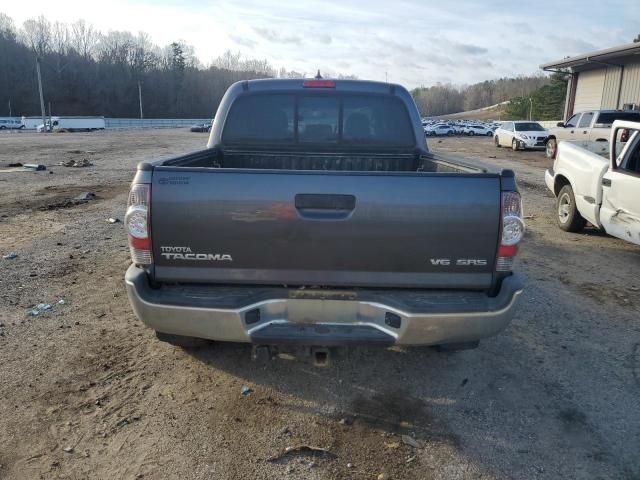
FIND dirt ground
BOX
[0,130,639,480]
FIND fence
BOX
[105,118,210,129]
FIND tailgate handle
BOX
[295,194,355,219]
[295,194,356,211]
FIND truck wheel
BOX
[546,138,557,159]
[511,138,519,151]
[556,185,586,232]
[494,135,501,147]
[155,331,210,348]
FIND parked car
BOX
[0,119,25,130]
[464,124,493,136]
[190,122,212,133]
[426,124,455,136]
[545,120,639,244]
[545,109,640,159]
[451,123,466,135]
[124,78,524,356]
[494,121,548,150]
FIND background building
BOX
[541,42,640,119]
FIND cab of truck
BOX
[546,109,640,158]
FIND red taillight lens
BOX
[126,184,152,265]
[496,191,524,272]
[303,80,336,88]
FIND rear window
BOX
[222,94,294,144]
[223,93,414,147]
[596,111,640,126]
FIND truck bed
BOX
[158,147,486,174]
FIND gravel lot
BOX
[0,130,639,480]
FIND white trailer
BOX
[34,116,106,132]
[21,116,44,129]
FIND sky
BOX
[3,0,640,88]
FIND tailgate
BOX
[150,168,501,289]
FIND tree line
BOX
[411,75,556,117]
[1,12,564,120]
[503,72,567,120]
[0,14,320,118]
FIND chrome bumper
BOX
[125,265,523,346]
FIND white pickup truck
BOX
[545,109,640,159]
[545,120,640,245]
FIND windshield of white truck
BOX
[223,93,415,147]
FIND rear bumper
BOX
[125,265,523,346]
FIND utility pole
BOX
[138,81,143,119]
[48,102,52,128]
[36,57,47,132]
[8,99,11,117]
[529,97,533,121]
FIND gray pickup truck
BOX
[125,78,524,354]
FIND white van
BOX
[0,118,25,130]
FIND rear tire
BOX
[486,131,493,137]
[556,184,586,232]
[468,131,475,136]
[494,135,501,147]
[155,331,210,348]
[546,138,557,159]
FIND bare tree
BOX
[51,22,70,55]
[22,16,52,56]
[0,13,16,39]
[71,20,98,58]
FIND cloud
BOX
[229,34,257,49]
[548,35,598,54]
[452,43,488,55]
[420,52,456,67]
[253,27,302,45]
[317,33,332,45]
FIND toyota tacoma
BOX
[125,78,524,353]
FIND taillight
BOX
[126,184,152,265]
[496,191,525,272]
